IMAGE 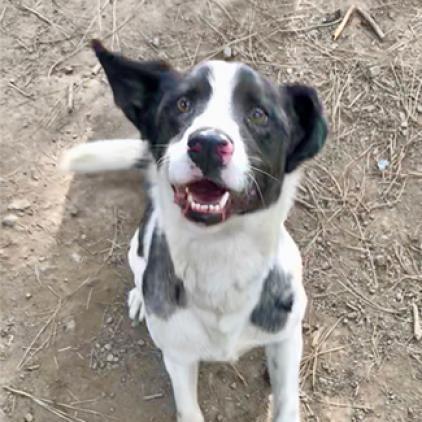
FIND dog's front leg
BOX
[164,356,204,422]
[265,324,303,422]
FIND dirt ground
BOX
[1,0,421,421]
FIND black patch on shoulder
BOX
[142,229,186,319]
[250,269,294,333]
[137,197,153,257]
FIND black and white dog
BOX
[61,40,327,422]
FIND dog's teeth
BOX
[201,205,208,212]
[220,192,230,207]
[185,187,189,194]
[187,194,193,204]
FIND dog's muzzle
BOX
[187,128,234,177]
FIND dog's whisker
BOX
[246,173,266,208]
[249,165,281,183]
[156,155,170,167]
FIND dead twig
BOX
[333,5,385,41]
[355,6,385,40]
[18,4,73,42]
[412,303,422,341]
[17,300,62,370]
[3,386,115,421]
[333,5,356,41]
[230,363,248,386]
[143,393,164,401]
[67,82,74,113]
[8,81,33,99]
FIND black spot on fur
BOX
[137,197,153,257]
[93,41,212,164]
[231,67,327,212]
[251,269,293,333]
[282,84,328,173]
[142,229,186,319]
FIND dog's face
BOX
[93,41,327,226]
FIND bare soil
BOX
[1,0,421,421]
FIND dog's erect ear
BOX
[281,84,328,172]
[92,40,178,137]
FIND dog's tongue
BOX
[187,180,226,203]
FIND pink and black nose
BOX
[187,128,234,176]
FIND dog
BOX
[61,40,327,422]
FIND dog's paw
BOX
[177,411,204,422]
[128,287,145,322]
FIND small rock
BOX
[286,68,293,75]
[230,382,237,390]
[8,199,31,211]
[417,104,422,114]
[377,159,389,172]
[152,37,160,48]
[63,66,74,75]
[223,46,232,59]
[347,311,358,320]
[30,170,39,181]
[24,412,34,422]
[71,252,81,264]
[25,292,32,300]
[368,66,381,78]
[374,255,386,267]
[105,316,114,325]
[69,206,79,217]
[2,214,18,227]
[104,343,112,351]
[216,415,224,422]
[106,353,114,362]
[137,339,145,347]
[64,319,76,332]
[321,262,331,270]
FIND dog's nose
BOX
[187,129,234,175]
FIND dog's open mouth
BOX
[173,179,232,225]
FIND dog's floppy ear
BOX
[281,84,328,172]
[92,40,178,138]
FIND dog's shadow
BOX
[40,115,270,421]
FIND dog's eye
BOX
[177,97,191,113]
[248,107,268,126]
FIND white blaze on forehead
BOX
[192,61,250,191]
[191,60,240,134]
[166,60,251,192]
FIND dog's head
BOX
[93,41,327,227]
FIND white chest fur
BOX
[128,213,305,364]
